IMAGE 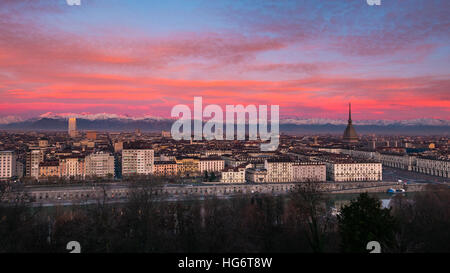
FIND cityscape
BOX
[0,0,448,260]
[1,103,449,189]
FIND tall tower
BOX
[68,117,77,138]
[343,103,358,143]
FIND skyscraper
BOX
[68,117,77,137]
[343,103,358,143]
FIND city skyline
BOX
[0,0,449,121]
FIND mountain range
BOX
[0,113,448,135]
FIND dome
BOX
[343,123,358,143]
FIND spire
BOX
[343,102,358,143]
[348,102,352,124]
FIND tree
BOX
[390,184,450,252]
[203,171,208,182]
[337,192,397,253]
[288,181,333,252]
[209,172,216,182]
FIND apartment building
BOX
[122,145,154,176]
[154,161,178,176]
[59,156,85,179]
[221,166,246,183]
[321,154,382,182]
[245,168,268,183]
[85,152,115,178]
[198,157,225,173]
[26,149,44,179]
[176,158,199,177]
[264,157,293,183]
[292,162,326,182]
[0,151,17,179]
[413,157,449,178]
[39,161,60,179]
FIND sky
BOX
[0,0,449,121]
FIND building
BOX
[154,161,178,176]
[378,152,415,171]
[85,152,115,178]
[324,148,449,179]
[114,141,123,153]
[59,156,85,179]
[0,151,17,180]
[264,157,293,183]
[322,154,382,182]
[38,139,49,148]
[413,157,449,178]
[160,154,177,161]
[122,144,154,176]
[343,103,358,144]
[161,130,171,138]
[198,157,225,173]
[16,161,24,179]
[292,162,326,182]
[245,168,268,183]
[39,161,60,179]
[26,149,44,179]
[86,131,97,140]
[221,166,246,183]
[68,117,77,138]
[176,157,199,177]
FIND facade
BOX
[204,150,232,157]
[26,149,44,179]
[114,142,123,153]
[16,161,24,179]
[154,161,178,176]
[0,151,17,179]
[378,152,415,170]
[39,161,60,179]
[264,158,293,183]
[68,117,77,138]
[86,131,97,140]
[198,157,225,173]
[292,162,326,182]
[324,160,382,182]
[176,158,200,177]
[38,139,49,148]
[122,148,154,176]
[59,156,86,179]
[221,166,246,183]
[160,154,177,161]
[85,152,115,178]
[324,148,449,179]
[413,157,449,178]
[245,168,268,183]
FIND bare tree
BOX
[288,181,332,252]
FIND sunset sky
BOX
[0,0,449,121]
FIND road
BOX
[383,167,449,184]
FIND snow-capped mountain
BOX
[280,117,450,126]
[2,112,444,127]
[0,113,448,135]
[38,112,172,122]
[0,116,26,125]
